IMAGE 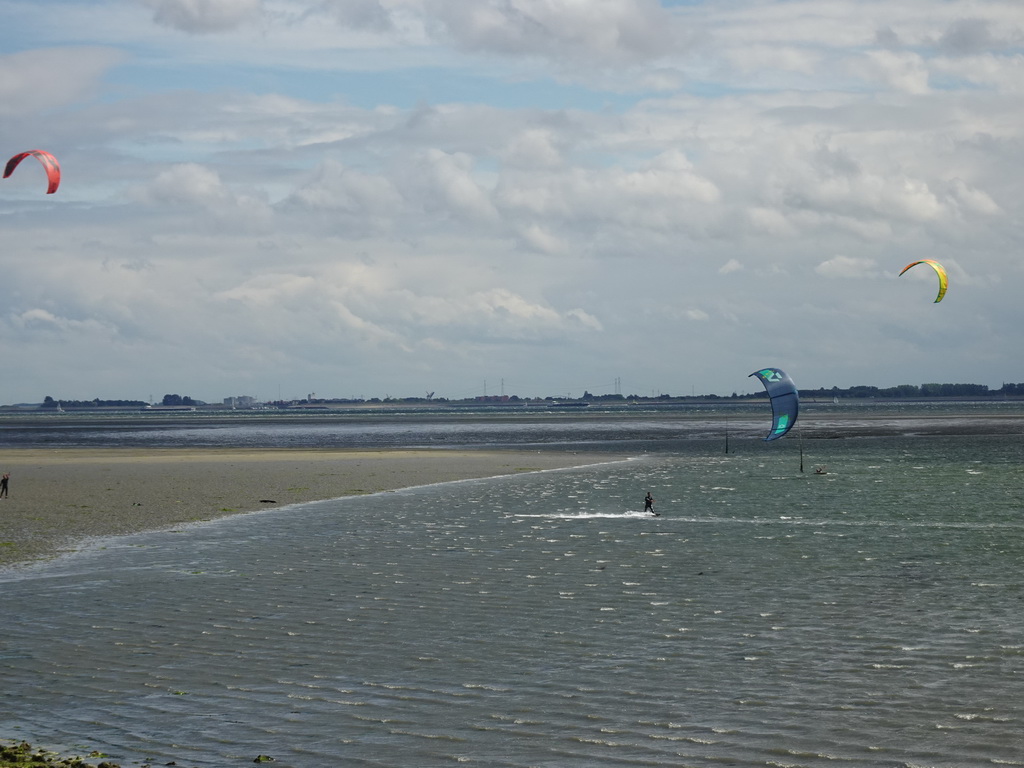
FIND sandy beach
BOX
[0,447,623,569]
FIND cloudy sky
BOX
[1,0,1022,404]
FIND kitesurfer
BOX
[644,491,657,516]
[1,473,10,498]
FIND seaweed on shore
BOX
[0,741,120,768]
[1,741,272,767]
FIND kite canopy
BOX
[4,150,61,194]
[899,259,947,303]
[749,367,799,441]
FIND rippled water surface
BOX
[3,425,1024,766]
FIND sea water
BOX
[2,420,1024,766]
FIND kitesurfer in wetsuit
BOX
[644,491,657,516]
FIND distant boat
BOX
[142,405,197,412]
[547,402,590,408]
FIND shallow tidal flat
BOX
[0,447,617,568]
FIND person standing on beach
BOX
[1,473,9,498]
[644,491,656,516]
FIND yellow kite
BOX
[899,259,948,303]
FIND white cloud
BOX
[285,159,405,233]
[11,308,113,335]
[412,149,500,222]
[129,164,275,233]
[495,149,719,233]
[0,48,124,117]
[935,18,1001,56]
[517,224,569,255]
[423,0,680,65]
[931,52,1024,93]
[746,207,798,237]
[815,255,878,279]
[317,0,396,33]
[723,44,822,77]
[1,0,1023,401]
[146,0,263,33]
[139,163,233,206]
[854,50,931,94]
[501,129,565,170]
[944,178,1001,216]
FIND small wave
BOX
[512,510,656,519]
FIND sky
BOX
[1,0,1022,404]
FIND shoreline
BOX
[0,447,628,570]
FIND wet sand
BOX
[0,447,623,569]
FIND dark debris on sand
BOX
[1,741,276,768]
[0,741,121,767]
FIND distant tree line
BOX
[39,394,201,409]
[40,395,146,409]
[34,383,1024,410]
[160,393,199,406]
[583,384,1024,400]
[581,384,1024,400]
[793,382,1024,399]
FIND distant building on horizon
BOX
[224,395,257,408]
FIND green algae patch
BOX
[0,741,119,768]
